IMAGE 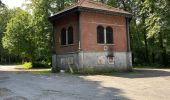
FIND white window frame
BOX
[61,27,73,46]
[66,30,68,45]
[104,28,107,44]
[97,26,113,45]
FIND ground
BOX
[0,65,170,100]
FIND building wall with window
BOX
[80,12,128,52]
[54,13,79,54]
[52,12,132,71]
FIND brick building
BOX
[49,0,132,71]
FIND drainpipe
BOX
[77,11,83,68]
[78,12,81,51]
[126,18,131,52]
[126,17,132,69]
[51,22,58,72]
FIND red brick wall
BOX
[80,12,128,52]
[54,13,79,54]
[54,12,128,54]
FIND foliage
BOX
[2,8,34,61]
[0,0,170,67]
[32,62,51,68]
[17,62,33,69]
[17,61,50,69]
[0,3,22,64]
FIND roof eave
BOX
[48,7,79,23]
[79,7,132,18]
[48,7,132,23]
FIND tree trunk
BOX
[152,52,155,63]
[159,32,167,66]
[142,14,149,63]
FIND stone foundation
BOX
[52,51,132,71]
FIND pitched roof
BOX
[49,0,132,22]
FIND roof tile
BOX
[50,0,131,20]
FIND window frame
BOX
[97,25,114,45]
[97,25,105,44]
[106,26,113,44]
[68,26,74,45]
[60,26,74,46]
[61,28,67,46]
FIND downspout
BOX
[77,10,83,68]
[52,22,56,54]
[51,22,58,72]
[78,11,81,51]
[126,17,131,52]
[126,17,132,69]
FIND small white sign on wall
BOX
[97,56,105,64]
[104,46,108,51]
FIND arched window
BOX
[61,28,66,45]
[68,26,73,44]
[97,26,104,43]
[106,27,113,44]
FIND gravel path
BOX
[0,65,17,71]
[0,65,170,100]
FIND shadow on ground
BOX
[0,72,130,100]
[112,68,170,79]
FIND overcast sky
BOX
[1,0,25,8]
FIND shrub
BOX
[17,62,32,69]
[16,61,51,69]
[32,62,50,68]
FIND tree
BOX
[0,0,3,5]
[2,8,34,61]
[24,0,53,62]
[143,0,170,65]
[1,0,169,66]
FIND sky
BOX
[1,0,25,8]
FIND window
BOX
[97,26,104,43]
[97,26,113,44]
[68,26,73,44]
[61,28,66,45]
[106,27,113,44]
[60,26,74,46]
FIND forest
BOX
[0,0,170,67]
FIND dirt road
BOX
[0,65,170,100]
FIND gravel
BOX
[0,65,170,100]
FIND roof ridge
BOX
[87,0,126,13]
[78,0,87,6]
[50,0,131,20]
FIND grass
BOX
[15,62,51,75]
[24,69,51,75]
[134,65,163,68]
[14,68,52,75]
[65,66,133,75]
[16,62,51,69]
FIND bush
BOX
[17,62,32,69]
[16,61,51,69]
[32,62,50,68]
